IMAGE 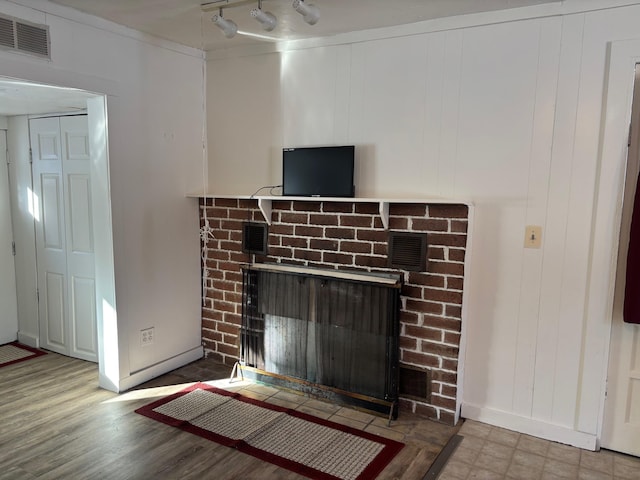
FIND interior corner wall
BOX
[205,3,640,447]
[6,116,39,348]
[0,0,205,390]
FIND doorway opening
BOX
[1,76,116,390]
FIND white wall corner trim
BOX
[462,403,598,450]
[456,204,475,425]
[117,346,204,393]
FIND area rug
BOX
[0,342,46,368]
[135,382,404,480]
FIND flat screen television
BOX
[282,145,355,197]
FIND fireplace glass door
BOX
[241,266,401,407]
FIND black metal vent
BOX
[242,222,268,255]
[388,232,428,271]
[399,364,431,401]
[0,16,14,49]
[0,14,50,59]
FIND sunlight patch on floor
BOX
[101,378,254,404]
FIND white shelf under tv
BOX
[187,193,471,230]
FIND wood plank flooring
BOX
[0,351,459,479]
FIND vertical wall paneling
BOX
[422,32,447,197]
[457,19,542,413]
[208,54,282,193]
[281,46,351,147]
[553,12,604,428]
[347,43,367,187]
[532,13,585,424]
[332,46,352,147]
[513,16,563,418]
[349,35,431,197]
[438,30,464,198]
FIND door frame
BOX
[7,93,119,391]
[590,38,640,444]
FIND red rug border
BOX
[0,341,47,368]
[135,382,405,480]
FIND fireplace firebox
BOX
[238,263,402,418]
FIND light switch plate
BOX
[524,225,542,249]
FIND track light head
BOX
[211,12,238,38]
[292,0,319,25]
[250,7,277,32]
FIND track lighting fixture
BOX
[211,9,238,38]
[206,0,320,39]
[292,0,320,26]
[251,0,277,32]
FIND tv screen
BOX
[282,145,355,197]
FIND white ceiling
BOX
[1,0,560,117]
[47,0,561,52]
[0,78,98,116]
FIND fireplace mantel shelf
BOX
[187,193,471,230]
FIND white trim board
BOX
[110,346,204,393]
[462,403,597,450]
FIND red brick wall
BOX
[199,197,468,424]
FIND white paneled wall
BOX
[207,3,640,447]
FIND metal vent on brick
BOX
[388,232,428,271]
[399,365,431,401]
[0,14,50,58]
[242,222,268,255]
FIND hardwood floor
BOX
[0,351,459,479]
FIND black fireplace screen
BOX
[241,265,401,405]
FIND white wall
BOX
[206,1,640,447]
[0,127,19,344]
[0,0,205,390]
[6,117,39,348]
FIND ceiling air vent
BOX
[0,14,50,59]
[388,231,428,271]
[0,16,15,49]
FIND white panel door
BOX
[601,66,640,457]
[61,116,96,361]
[0,130,19,344]
[31,116,97,362]
[31,117,67,354]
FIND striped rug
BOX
[135,382,404,480]
[0,342,46,368]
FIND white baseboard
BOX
[17,331,39,348]
[461,402,597,450]
[109,346,204,393]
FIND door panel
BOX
[61,116,96,362]
[68,174,93,254]
[45,271,65,348]
[32,117,68,356]
[31,115,97,362]
[71,276,96,356]
[37,133,59,161]
[41,174,64,250]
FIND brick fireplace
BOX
[199,197,469,425]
